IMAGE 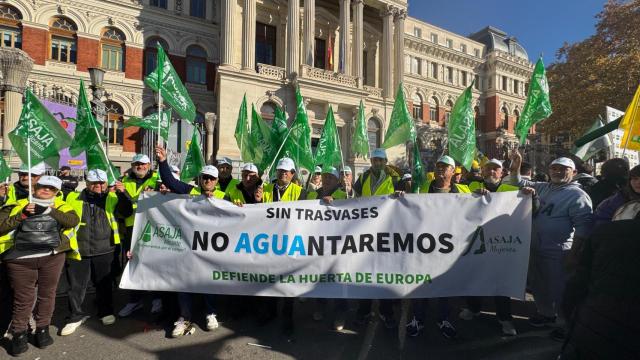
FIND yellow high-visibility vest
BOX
[65,191,121,246]
[122,171,159,227]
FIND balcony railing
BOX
[300,64,358,88]
[256,63,286,81]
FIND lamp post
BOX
[88,67,108,157]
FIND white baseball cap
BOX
[37,176,62,190]
[485,158,503,168]
[550,157,576,170]
[217,157,233,166]
[19,162,46,176]
[132,154,150,164]
[341,166,352,174]
[402,173,412,181]
[322,166,339,178]
[437,155,456,167]
[200,165,219,178]
[86,169,108,182]
[370,148,387,159]
[314,166,322,174]
[276,158,296,172]
[241,163,259,173]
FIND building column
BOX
[242,0,256,70]
[0,48,34,152]
[394,9,406,92]
[381,6,394,98]
[204,112,218,164]
[352,0,364,86]
[338,0,351,74]
[286,0,300,76]
[303,0,315,66]
[220,0,235,66]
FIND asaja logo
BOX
[462,226,523,256]
[137,221,185,252]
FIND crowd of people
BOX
[0,147,637,358]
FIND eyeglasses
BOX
[18,173,39,177]
[201,175,217,181]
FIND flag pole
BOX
[5,149,13,186]
[621,101,639,158]
[92,124,117,182]
[27,136,32,203]
[263,125,295,182]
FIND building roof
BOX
[469,26,529,60]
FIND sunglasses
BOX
[201,175,217,181]
[18,173,39,177]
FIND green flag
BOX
[411,141,425,193]
[447,83,476,171]
[0,154,12,181]
[382,82,416,148]
[315,106,343,169]
[69,79,105,157]
[234,94,253,162]
[283,87,314,171]
[145,44,196,123]
[9,88,73,169]
[251,105,279,171]
[515,58,552,143]
[86,142,121,184]
[271,106,288,145]
[180,129,205,182]
[124,111,171,141]
[571,117,612,161]
[352,99,369,158]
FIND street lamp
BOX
[88,67,108,157]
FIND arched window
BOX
[367,118,381,152]
[144,37,169,76]
[0,5,22,49]
[429,97,438,121]
[104,101,124,145]
[49,16,77,63]
[101,27,126,71]
[501,106,509,129]
[186,45,207,84]
[412,93,423,121]
[445,99,454,125]
[260,101,278,122]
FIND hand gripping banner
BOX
[120,192,532,299]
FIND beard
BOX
[133,168,148,178]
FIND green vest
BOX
[306,188,348,200]
[468,181,519,193]
[65,191,121,246]
[419,180,471,194]
[189,187,226,199]
[0,197,81,260]
[263,182,302,202]
[122,171,159,227]
[361,172,397,197]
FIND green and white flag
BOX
[447,83,476,171]
[234,94,253,162]
[382,83,416,149]
[352,100,369,159]
[515,58,552,143]
[572,117,612,161]
[124,111,171,141]
[69,79,105,157]
[283,87,315,171]
[9,88,73,169]
[251,105,277,172]
[86,142,121,184]
[180,129,205,182]
[315,106,343,169]
[145,44,196,123]
[411,141,425,193]
[0,154,12,181]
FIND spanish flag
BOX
[327,34,334,71]
[619,84,640,151]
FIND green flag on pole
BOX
[86,142,121,184]
[145,44,196,123]
[271,106,288,145]
[180,129,205,182]
[283,87,315,171]
[447,83,476,171]
[69,79,105,157]
[352,99,369,158]
[0,154,12,181]
[315,106,343,169]
[124,111,171,141]
[234,94,253,162]
[382,82,416,149]
[411,141,425,192]
[515,58,552,143]
[250,104,279,172]
[571,117,612,161]
[9,88,73,169]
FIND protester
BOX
[307,166,323,192]
[60,169,132,336]
[0,162,46,207]
[465,160,483,184]
[401,173,413,192]
[520,162,533,181]
[215,157,239,194]
[0,176,80,356]
[352,148,400,329]
[573,162,598,193]
[58,166,79,198]
[459,158,518,336]
[118,154,162,318]
[340,166,354,198]
[407,155,470,339]
[508,150,593,341]
[587,158,629,208]
[560,200,640,360]
[224,163,263,204]
[452,166,463,184]
[593,164,640,225]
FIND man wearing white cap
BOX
[509,149,593,341]
[353,148,401,197]
[119,153,162,317]
[418,155,471,194]
[60,170,132,336]
[0,176,79,355]
[156,147,225,200]
[340,166,354,198]
[215,157,240,195]
[225,163,263,204]
[0,162,47,207]
[307,166,322,192]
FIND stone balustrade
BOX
[256,63,286,80]
[300,64,358,88]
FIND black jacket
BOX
[563,219,640,360]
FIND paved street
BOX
[1,291,562,359]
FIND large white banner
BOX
[120,192,531,299]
